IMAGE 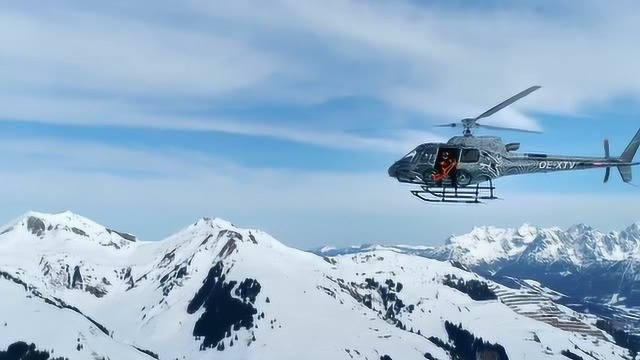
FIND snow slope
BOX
[314,221,640,338]
[0,211,634,359]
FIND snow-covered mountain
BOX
[312,224,543,273]
[438,223,640,269]
[422,223,640,310]
[317,223,639,271]
[0,211,636,359]
[315,222,640,341]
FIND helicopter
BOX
[387,86,640,203]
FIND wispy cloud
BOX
[197,0,640,125]
[0,138,638,247]
[0,93,441,154]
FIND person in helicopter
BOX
[432,150,457,185]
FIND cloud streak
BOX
[0,137,638,248]
[0,93,442,154]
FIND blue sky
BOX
[1,0,640,248]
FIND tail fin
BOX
[617,128,640,183]
[618,165,633,183]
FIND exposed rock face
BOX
[26,217,46,237]
[187,262,261,350]
[71,266,83,289]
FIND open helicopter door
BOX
[431,147,460,186]
[412,146,498,203]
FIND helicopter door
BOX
[434,147,460,177]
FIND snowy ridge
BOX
[434,224,542,268]
[0,211,635,359]
[0,210,136,249]
[316,222,640,270]
[313,221,640,341]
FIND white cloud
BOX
[197,0,640,122]
[0,8,281,97]
[2,1,640,246]
[3,1,640,148]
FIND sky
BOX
[2,0,640,249]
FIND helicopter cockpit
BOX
[389,142,486,184]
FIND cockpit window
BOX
[460,148,480,163]
[402,150,417,160]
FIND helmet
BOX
[442,151,450,159]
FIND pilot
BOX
[432,150,457,185]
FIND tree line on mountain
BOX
[363,277,408,330]
[187,262,262,351]
[0,342,68,360]
[442,274,497,301]
[560,349,583,360]
[595,319,639,358]
[427,321,509,360]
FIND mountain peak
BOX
[191,216,236,230]
[623,222,640,235]
[162,215,288,256]
[178,216,252,241]
[0,210,137,247]
[517,223,539,237]
[566,223,595,235]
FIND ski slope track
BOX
[0,211,634,359]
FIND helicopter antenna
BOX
[435,85,542,136]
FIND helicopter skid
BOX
[410,180,498,204]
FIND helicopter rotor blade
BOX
[473,85,541,122]
[475,123,542,134]
[342,126,407,134]
[434,123,459,128]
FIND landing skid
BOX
[410,179,498,204]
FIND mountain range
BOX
[315,222,640,338]
[1,211,638,359]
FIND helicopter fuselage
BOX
[388,135,637,187]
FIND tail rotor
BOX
[604,139,610,183]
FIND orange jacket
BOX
[440,159,457,175]
[432,159,457,181]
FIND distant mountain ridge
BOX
[313,221,640,337]
[1,211,636,359]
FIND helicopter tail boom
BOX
[615,127,640,183]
